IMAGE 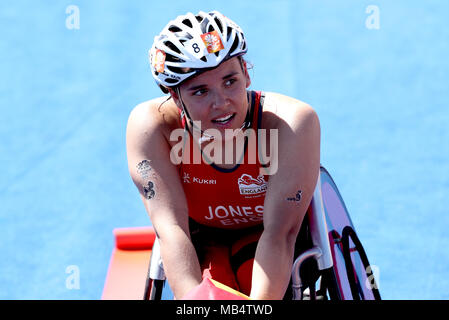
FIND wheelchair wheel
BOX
[320,167,381,300]
[144,278,165,300]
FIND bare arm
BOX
[250,94,321,299]
[126,100,202,299]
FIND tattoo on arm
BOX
[143,181,156,200]
[286,190,302,202]
[137,160,152,179]
[137,160,156,200]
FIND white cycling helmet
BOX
[149,10,248,93]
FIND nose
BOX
[211,89,230,110]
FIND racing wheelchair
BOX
[102,166,381,300]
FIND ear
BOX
[241,59,251,88]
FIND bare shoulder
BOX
[262,91,319,131]
[128,96,179,131]
[126,96,180,145]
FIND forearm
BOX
[250,231,295,300]
[158,226,202,299]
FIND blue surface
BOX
[1,0,448,299]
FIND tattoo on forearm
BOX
[287,190,302,202]
[137,160,156,199]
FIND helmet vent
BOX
[164,41,181,54]
[167,65,192,75]
[241,34,247,51]
[165,78,178,84]
[165,54,185,63]
[214,17,223,33]
[168,25,182,33]
[182,19,193,28]
[207,24,215,33]
[226,27,233,41]
[229,36,239,54]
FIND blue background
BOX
[1,0,448,299]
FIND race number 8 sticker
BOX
[184,38,207,59]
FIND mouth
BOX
[211,113,236,126]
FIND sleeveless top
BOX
[179,91,269,230]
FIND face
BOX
[171,57,251,137]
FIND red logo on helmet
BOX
[153,49,166,73]
[201,30,224,54]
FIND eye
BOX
[224,78,237,87]
[192,88,208,96]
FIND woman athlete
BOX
[126,10,320,300]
